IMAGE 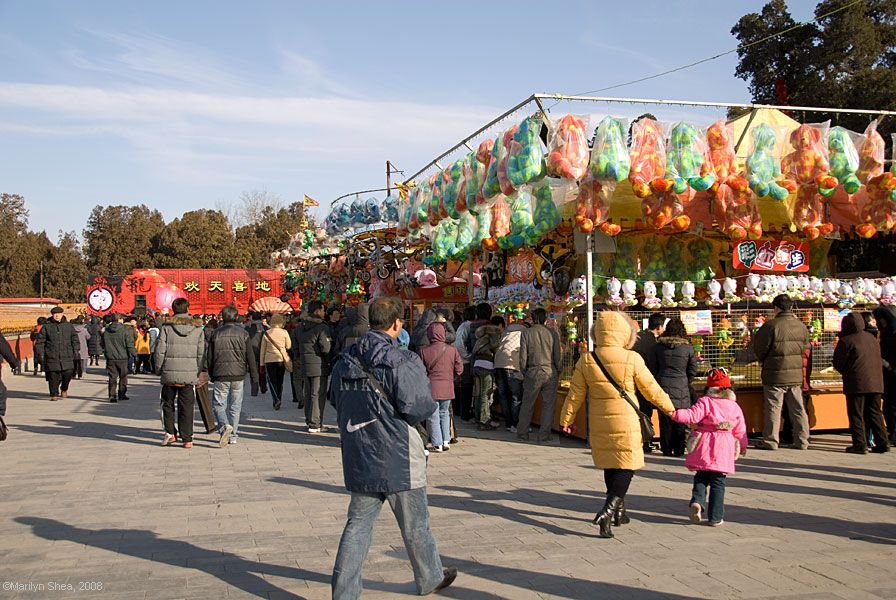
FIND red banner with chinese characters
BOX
[155,269,284,313]
[732,239,809,272]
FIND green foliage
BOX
[43,232,88,303]
[234,201,317,266]
[153,209,239,268]
[732,0,896,139]
[83,204,165,275]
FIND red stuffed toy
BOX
[547,115,589,181]
[641,189,690,232]
[706,120,761,240]
[781,124,838,239]
[574,176,621,236]
[629,118,670,198]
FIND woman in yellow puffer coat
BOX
[560,310,674,538]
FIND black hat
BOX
[50,307,64,314]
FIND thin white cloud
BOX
[278,49,358,97]
[578,37,667,72]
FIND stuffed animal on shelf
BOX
[880,279,896,305]
[547,114,589,181]
[837,281,855,309]
[746,123,796,201]
[507,116,546,187]
[822,278,840,304]
[679,281,697,307]
[642,281,661,310]
[716,317,734,364]
[824,127,861,195]
[622,279,638,306]
[664,122,715,193]
[782,124,838,239]
[706,279,723,305]
[809,276,824,303]
[785,275,801,299]
[742,273,760,301]
[607,277,623,306]
[723,277,740,303]
[661,281,677,307]
[687,237,716,283]
[629,117,668,198]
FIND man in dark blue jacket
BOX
[329,297,456,599]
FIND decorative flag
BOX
[303,194,319,207]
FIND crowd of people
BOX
[6,292,894,598]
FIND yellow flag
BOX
[303,194,319,207]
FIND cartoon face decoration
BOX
[87,287,114,312]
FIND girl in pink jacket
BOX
[670,368,748,526]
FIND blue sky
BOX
[0,0,819,237]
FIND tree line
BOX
[0,191,314,303]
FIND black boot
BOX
[591,497,622,538]
[613,499,631,526]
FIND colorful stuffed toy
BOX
[481,135,504,200]
[687,237,716,283]
[363,196,381,224]
[664,122,715,193]
[782,124,838,239]
[487,196,511,250]
[642,189,690,232]
[573,177,620,235]
[642,281,661,310]
[507,116,546,187]
[607,277,623,306]
[857,121,885,184]
[857,172,896,238]
[746,123,796,201]
[707,120,750,193]
[628,118,668,198]
[706,279,723,305]
[442,159,465,218]
[529,180,561,239]
[383,195,399,223]
[471,206,492,250]
[707,120,762,240]
[497,126,519,197]
[427,172,444,227]
[824,127,861,196]
[547,114,589,180]
[622,279,638,306]
[590,116,631,183]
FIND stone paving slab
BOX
[0,366,894,599]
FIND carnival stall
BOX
[276,93,896,437]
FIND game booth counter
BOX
[86,268,293,317]
[273,94,896,439]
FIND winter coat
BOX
[148,327,160,352]
[873,306,896,394]
[294,316,332,377]
[417,323,463,400]
[329,329,436,493]
[519,323,561,377]
[86,320,103,355]
[102,322,136,361]
[454,320,473,364]
[245,320,266,360]
[135,330,151,355]
[206,323,259,384]
[494,323,525,372]
[560,311,674,471]
[0,332,19,416]
[34,320,80,372]
[472,324,503,368]
[753,310,809,387]
[338,304,370,352]
[73,325,91,360]
[410,309,456,352]
[259,325,291,365]
[670,388,748,475]
[833,312,885,395]
[154,315,205,386]
[654,336,698,409]
[632,330,658,374]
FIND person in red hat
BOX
[669,368,748,527]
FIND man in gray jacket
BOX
[102,313,136,402]
[154,298,206,448]
[516,307,562,442]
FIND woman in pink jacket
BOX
[670,368,748,527]
[418,322,463,452]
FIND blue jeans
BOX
[212,380,245,440]
[428,400,451,448]
[332,487,444,598]
[691,470,726,523]
[494,368,522,428]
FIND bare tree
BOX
[221,189,284,230]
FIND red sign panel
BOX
[732,239,809,272]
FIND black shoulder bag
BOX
[590,351,655,444]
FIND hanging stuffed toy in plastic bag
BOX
[485,196,510,251]
[824,126,861,196]
[528,179,561,241]
[443,159,465,218]
[856,121,896,238]
[427,173,444,227]
[547,114,589,180]
[628,117,668,198]
[469,140,493,207]
[707,119,761,240]
[431,219,457,264]
[453,212,475,260]
[574,177,620,235]
[665,122,715,193]
[746,123,795,201]
[471,206,492,250]
[507,116,546,187]
[499,191,534,249]
[481,136,503,201]
[579,116,630,234]
[497,125,519,196]
[782,123,837,239]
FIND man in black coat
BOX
[102,313,136,402]
[34,307,80,401]
[295,300,332,433]
[86,316,103,366]
[632,312,665,453]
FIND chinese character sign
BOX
[732,239,809,272]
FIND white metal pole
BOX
[585,234,594,352]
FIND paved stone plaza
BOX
[0,366,894,599]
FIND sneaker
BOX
[161,433,176,446]
[429,567,457,594]
[109,397,118,403]
[489,420,501,428]
[441,444,450,452]
[183,441,193,449]
[119,395,129,401]
[509,426,517,434]
[753,441,777,450]
[308,427,322,433]
[219,424,233,447]
[708,520,724,527]
[871,444,891,454]
[229,438,238,445]
[689,502,702,523]
[448,437,459,444]
[432,446,443,452]
[845,445,869,454]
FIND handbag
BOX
[264,331,293,373]
[0,416,7,442]
[590,351,655,444]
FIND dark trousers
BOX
[136,354,153,374]
[691,470,726,523]
[161,385,195,442]
[453,363,473,420]
[883,386,896,443]
[89,353,101,366]
[290,362,306,406]
[265,362,286,409]
[846,393,889,450]
[74,359,84,378]
[304,375,328,428]
[659,413,688,456]
[495,368,523,428]
[637,393,655,451]
[107,359,128,400]
[604,468,634,500]
[46,369,73,397]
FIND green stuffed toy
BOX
[529,180,561,239]
[824,126,861,196]
[507,116,546,187]
[666,122,715,193]
[746,124,794,201]
[589,116,631,182]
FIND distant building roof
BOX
[0,297,62,304]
